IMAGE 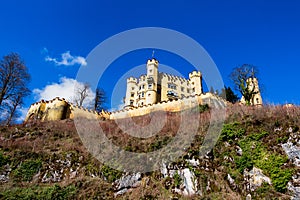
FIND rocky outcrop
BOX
[113,172,142,196]
[244,167,271,192]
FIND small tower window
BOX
[149,69,152,73]
[148,84,152,89]
[192,88,195,92]
[142,92,144,97]
[132,87,135,90]
[131,93,134,97]
[256,98,259,104]
[187,89,190,93]
[142,85,145,89]
[181,87,184,92]
[130,100,134,106]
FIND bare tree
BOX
[230,64,259,105]
[94,88,105,112]
[74,83,90,107]
[0,53,30,124]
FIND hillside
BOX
[0,104,299,199]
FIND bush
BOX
[0,152,9,168]
[13,159,42,181]
[220,123,245,143]
[0,184,76,200]
[101,165,122,182]
[173,172,182,188]
[236,137,293,193]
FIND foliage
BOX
[0,152,10,168]
[94,87,106,112]
[149,137,171,151]
[220,86,239,103]
[13,159,42,181]
[230,64,259,105]
[220,123,245,143]
[101,164,122,183]
[236,133,293,193]
[0,184,76,200]
[173,172,182,188]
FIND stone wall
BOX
[25,93,224,122]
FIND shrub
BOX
[0,152,9,168]
[13,159,42,181]
[236,137,293,193]
[220,123,245,143]
[101,165,122,182]
[0,184,76,200]
[173,172,182,188]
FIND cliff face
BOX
[1,104,299,199]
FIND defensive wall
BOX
[24,93,225,122]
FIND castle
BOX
[124,58,203,107]
[25,58,262,122]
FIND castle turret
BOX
[124,77,138,107]
[241,77,262,106]
[189,71,202,95]
[146,58,159,105]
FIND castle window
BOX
[141,102,144,105]
[192,88,195,92]
[139,86,141,90]
[168,83,177,90]
[256,98,259,104]
[142,85,145,89]
[148,84,152,89]
[187,89,190,93]
[131,93,134,97]
[142,92,144,97]
[130,100,134,106]
[181,87,184,92]
[132,87,135,90]
[149,69,152,73]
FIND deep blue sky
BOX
[0,0,300,112]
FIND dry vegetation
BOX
[0,104,299,199]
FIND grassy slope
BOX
[0,104,299,199]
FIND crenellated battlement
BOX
[189,71,202,78]
[25,97,110,122]
[147,58,159,66]
[127,77,138,83]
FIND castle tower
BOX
[189,71,202,95]
[124,77,138,107]
[241,77,262,106]
[146,58,159,105]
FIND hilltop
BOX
[0,104,299,199]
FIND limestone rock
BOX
[114,172,141,196]
[244,167,271,191]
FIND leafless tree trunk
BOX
[74,83,90,107]
[0,53,30,124]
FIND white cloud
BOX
[33,77,95,108]
[45,51,87,66]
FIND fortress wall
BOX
[25,102,43,121]
[110,94,204,119]
[25,93,225,122]
[70,106,99,120]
